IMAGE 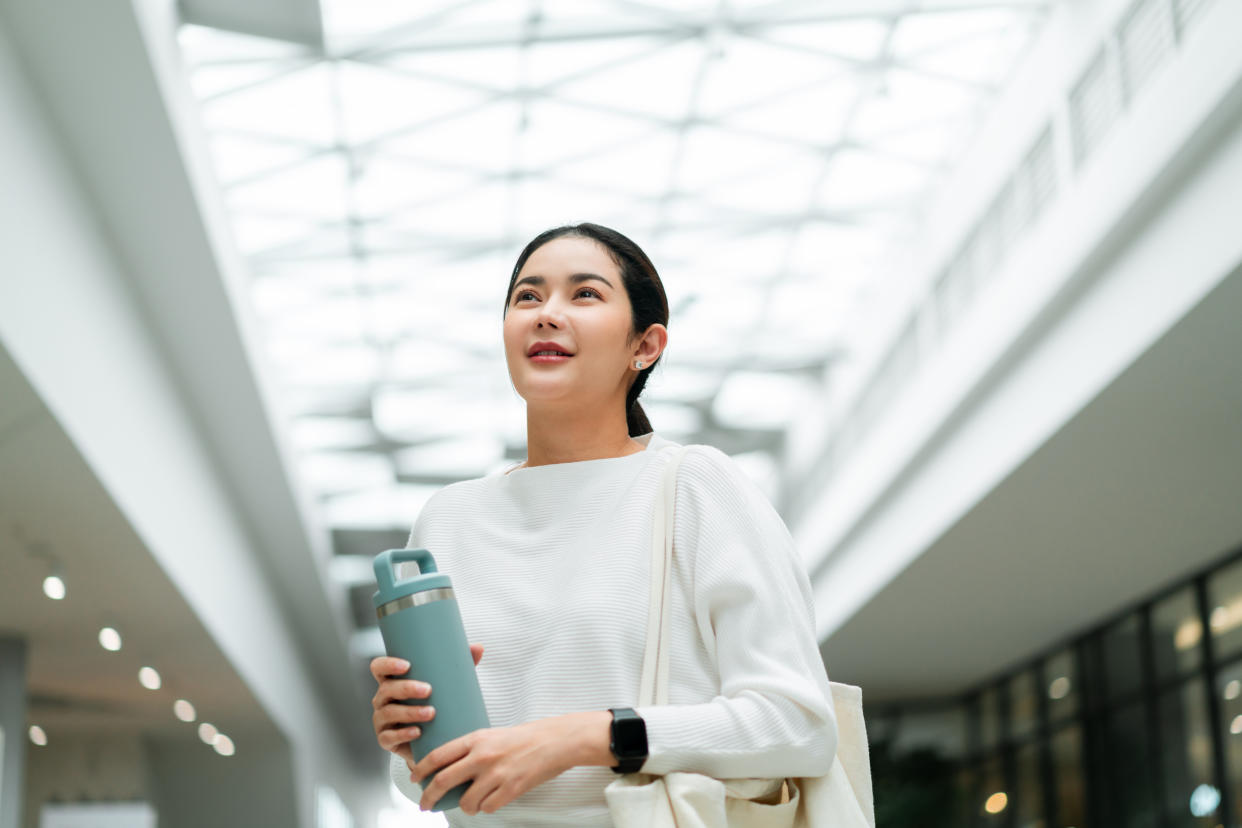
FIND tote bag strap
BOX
[638,444,692,708]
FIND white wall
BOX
[793,0,1242,642]
[0,15,375,828]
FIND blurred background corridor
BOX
[2,0,1242,825]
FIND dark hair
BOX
[503,222,669,438]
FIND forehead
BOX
[520,236,619,278]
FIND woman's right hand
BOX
[370,644,484,766]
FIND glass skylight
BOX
[177,0,1051,529]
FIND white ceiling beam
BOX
[180,0,325,49]
[353,1,1051,55]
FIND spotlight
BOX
[213,734,235,756]
[26,541,66,600]
[198,722,218,744]
[173,699,196,722]
[28,725,48,746]
[42,573,66,600]
[98,627,122,651]
[138,666,161,690]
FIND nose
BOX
[535,298,566,329]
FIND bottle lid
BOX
[372,548,453,608]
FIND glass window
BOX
[1107,701,1159,828]
[1216,661,1242,824]
[865,710,898,749]
[979,686,1001,751]
[1083,633,1108,705]
[1209,559,1242,660]
[1014,741,1045,827]
[1051,725,1088,828]
[890,705,967,761]
[1153,587,1203,681]
[1159,678,1217,827]
[1010,669,1039,742]
[1103,613,1145,701]
[954,768,975,828]
[1045,647,1080,722]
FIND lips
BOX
[527,341,574,357]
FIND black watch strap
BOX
[608,707,648,774]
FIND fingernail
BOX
[415,681,431,693]
[395,659,410,670]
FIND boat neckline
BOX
[499,432,667,476]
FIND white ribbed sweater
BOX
[388,432,838,827]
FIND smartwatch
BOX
[608,707,648,774]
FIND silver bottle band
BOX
[376,587,456,619]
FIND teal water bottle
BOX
[373,548,490,811]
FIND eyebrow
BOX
[511,272,615,296]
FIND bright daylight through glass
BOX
[176,1,1050,530]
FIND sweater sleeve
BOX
[634,445,838,779]
[389,752,423,806]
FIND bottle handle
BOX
[373,548,438,596]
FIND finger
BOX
[470,643,484,666]
[458,774,502,817]
[370,656,410,683]
[375,703,436,736]
[412,734,472,785]
[378,725,422,753]
[373,678,432,709]
[419,755,478,813]
[478,782,515,815]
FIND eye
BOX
[575,287,602,299]
[513,290,537,303]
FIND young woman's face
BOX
[503,236,639,407]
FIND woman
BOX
[370,223,837,826]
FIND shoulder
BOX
[666,444,803,582]
[666,443,772,515]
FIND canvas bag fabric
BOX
[604,444,876,828]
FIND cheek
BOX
[501,316,521,356]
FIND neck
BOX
[522,398,644,468]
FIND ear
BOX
[632,323,668,368]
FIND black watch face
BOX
[613,714,647,756]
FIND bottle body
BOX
[374,551,490,812]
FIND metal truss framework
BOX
[176,0,1053,580]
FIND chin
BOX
[512,380,577,404]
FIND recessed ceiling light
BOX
[42,575,66,600]
[198,722,218,744]
[173,699,196,722]
[98,627,122,651]
[28,725,48,746]
[213,734,235,756]
[138,666,161,690]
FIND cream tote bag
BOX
[604,445,876,828]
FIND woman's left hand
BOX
[411,712,603,814]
